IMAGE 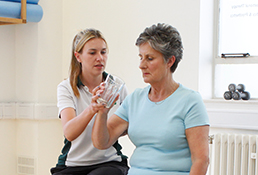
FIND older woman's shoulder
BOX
[177,84,203,99]
[126,86,150,99]
[131,86,150,94]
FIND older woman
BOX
[50,29,129,175]
[92,23,210,175]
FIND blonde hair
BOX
[70,29,107,97]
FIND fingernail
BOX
[97,86,100,88]
[98,94,100,97]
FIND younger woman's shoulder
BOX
[57,78,73,94]
[58,78,70,87]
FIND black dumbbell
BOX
[224,91,232,100]
[232,91,250,100]
[228,83,245,92]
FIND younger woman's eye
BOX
[89,52,95,55]
[101,51,106,54]
[148,57,153,60]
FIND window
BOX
[213,0,258,99]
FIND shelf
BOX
[0,0,27,25]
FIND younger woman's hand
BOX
[90,84,106,113]
[91,83,120,114]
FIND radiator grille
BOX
[207,133,257,175]
[17,156,36,175]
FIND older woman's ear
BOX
[167,56,176,69]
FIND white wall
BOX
[0,26,16,101]
[62,0,202,93]
[199,0,214,99]
[0,25,17,175]
[0,1,64,175]
[0,0,257,174]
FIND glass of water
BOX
[97,74,125,108]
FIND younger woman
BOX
[50,28,129,175]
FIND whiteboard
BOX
[219,0,258,56]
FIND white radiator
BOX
[207,133,258,175]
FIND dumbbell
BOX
[224,91,233,100]
[224,83,248,100]
[232,91,250,100]
[224,83,239,100]
[228,83,245,92]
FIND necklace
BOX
[150,83,179,105]
[154,99,166,105]
[151,89,176,105]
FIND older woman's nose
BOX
[139,59,146,69]
[139,60,144,69]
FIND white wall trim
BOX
[204,99,258,130]
[0,102,58,120]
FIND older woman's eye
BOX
[148,57,153,60]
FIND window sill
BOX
[203,99,258,131]
[215,56,258,64]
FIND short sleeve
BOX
[184,91,210,129]
[115,94,130,122]
[119,84,129,104]
[57,81,76,117]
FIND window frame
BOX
[213,0,258,65]
[212,0,258,99]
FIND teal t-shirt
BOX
[115,84,209,175]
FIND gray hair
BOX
[135,23,183,73]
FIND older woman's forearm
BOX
[189,156,209,175]
[92,112,112,149]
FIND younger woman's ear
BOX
[74,52,81,63]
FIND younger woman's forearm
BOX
[63,106,96,141]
